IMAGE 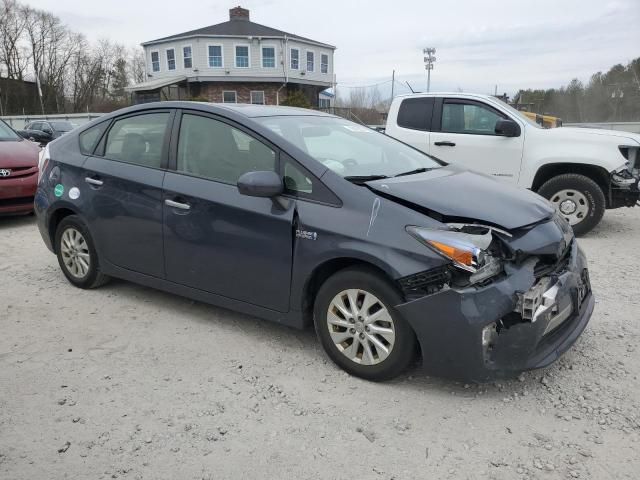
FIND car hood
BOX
[0,140,39,168]
[549,126,640,146]
[366,166,555,230]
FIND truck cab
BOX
[385,93,640,235]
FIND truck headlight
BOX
[406,225,496,274]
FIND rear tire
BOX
[538,173,605,236]
[55,215,109,289]
[314,266,416,381]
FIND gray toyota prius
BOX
[35,102,594,382]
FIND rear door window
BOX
[104,113,170,168]
[397,97,434,131]
[79,121,110,155]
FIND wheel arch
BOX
[48,206,81,253]
[300,257,399,327]
[531,163,611,205]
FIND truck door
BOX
[429,98,524,183]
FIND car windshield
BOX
[0,120,21,141]
[50,121,74,132]
[256,115,442,178]
[491,97,542,129]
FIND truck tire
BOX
[537,173,605,236]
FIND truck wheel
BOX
[314,266,417,381]
[538,174,605,236]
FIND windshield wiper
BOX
[394,167,433,178]
[344,174,389,184]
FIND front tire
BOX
[538,173,605,236]
[55,215,109,289]
[314,267,416,381]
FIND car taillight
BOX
[38,145,50,182]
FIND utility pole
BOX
[423,48,436,92]
[391,70,395,101]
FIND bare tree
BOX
[129,47,146,84]
[22,5,79,112]
[0,0,29,79]
[336,86,386,124]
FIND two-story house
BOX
[126,6,336,107]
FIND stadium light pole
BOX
[423,48,436,92]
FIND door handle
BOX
[165,199,191,211]
[434,141,456,147]
[85,176,103,186]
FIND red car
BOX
[0,120,40,215]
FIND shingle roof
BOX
[143,19,335,49]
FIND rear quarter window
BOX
[79,121,110,155]
[397,97,434,131]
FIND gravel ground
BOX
[1,209,639,480]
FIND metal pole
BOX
[391,70,395,100]
[427,68,431,93]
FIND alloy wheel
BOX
[550,189,589,225]
[326,289,396,366]
[60,227,91,278]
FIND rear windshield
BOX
[50,121,74,132]
[0,120,21,141]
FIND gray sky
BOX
[26,0,640,96]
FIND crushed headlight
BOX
[406,225,503,284]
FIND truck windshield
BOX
[256,116,442,178]
[491,97,542,129]
[0,120,21,141]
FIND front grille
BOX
[0,196,34,207]
[398,267,451,300]
[0,166,37,179]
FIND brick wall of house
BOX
[199,82,285,105]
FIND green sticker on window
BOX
[54,184,64,197]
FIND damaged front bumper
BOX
[396,240,594,382]
[610,161,640,208]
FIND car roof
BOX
[100,101,336,119]
[395,92,494,100]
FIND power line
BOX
[337,79,393,89]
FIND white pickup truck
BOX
[385,93,640,235]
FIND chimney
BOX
[229,6,250,21]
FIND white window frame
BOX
[234,44,250,69]
[319,97,331,108]
[182,45,193,69]
[320,53,329,74]
[261,44,277,69]
[306,50,315,73]
[222,91,237,103]
[207,43,224,68]
[290,47,299,70]
[150,50,160,73]
[250,90,265,105]
[166,48,176,71]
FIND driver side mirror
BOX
[495,119,520,137]
[237,171,283,198]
